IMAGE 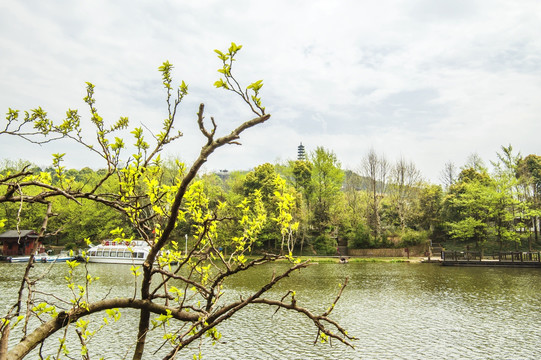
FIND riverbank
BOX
[280,256,425,264]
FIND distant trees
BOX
[440,161,457,190]
[444,167,496,252]
[341,170,370,248]
[389,158,422,231]
[361,149,388,242]
[415,184,443,238]
[308,147,344,233]
[239,163,299,251]
[517,154,541,245]
[439,146,541,253]
[4,143,541,257]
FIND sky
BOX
[1,0,540,183]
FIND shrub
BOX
[347,223,372,248]
[64,242,77,251]
[313,234,338,255]
[400,229,428,247]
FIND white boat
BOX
[86,240,150,265]
[8,255,33,263]
[8,252,74,263]
[38,252,74,263]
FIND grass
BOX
[240,254,421,264]
[286,256,413,263]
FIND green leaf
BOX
[213,79,229,89]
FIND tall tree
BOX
[517,154,541,244]
[241,163,299,251]
[440,161,457,190]
[361,149,388,241]
[389,158,422,231]
[444,168,496,253]
[342,170,366,229]
[291,160,312,196]
[309,147,344,234]
[290,160,312,254]
[491,145,522,250]
[414,184,444,235]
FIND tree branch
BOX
[6,299,199,360]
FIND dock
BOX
[441,251,541,268]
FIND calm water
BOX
[1,261,541,359]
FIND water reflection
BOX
[1,262,541,359]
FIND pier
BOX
[442,251,541,267]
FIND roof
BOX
[0,230,38,238]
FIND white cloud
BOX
[1,0,540,183]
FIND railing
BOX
[442,251,541,263]
[442,251,482,261]
[498,251,541,262]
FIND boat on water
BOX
[8,252,74,263]
[86,240,150,265]
[39,252,74,263]
[7,256,34,263]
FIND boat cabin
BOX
[86,240,150,265]
[0,230,44,256]
[87,248,146,260]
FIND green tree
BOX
[414,184,444,241]
[308,147,344,241]
[0,44,353,360]
[490,145,522,250]
[242,163,279,200]
[342,170,366,230]
[517,154,541,244]
[288,160,313,254]
[241,163,282,249]
[292,160,313,196]
[444,168,496,253]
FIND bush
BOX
[400,229,428,247]
[64,242,77,251]
[313,234,338,255]
[347,223,372,249]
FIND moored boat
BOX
[38,252,74,263]
[8,255,33,263]
[86,240,150,265]
[8,252,74,263]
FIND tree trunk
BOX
[0,324,10,360]
[132,309,150,360]
[534,216,539,242]
[300,230,305,256]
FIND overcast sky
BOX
[1,0,540,183]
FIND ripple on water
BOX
[2,262,541,359]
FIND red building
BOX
[0,230,44,256]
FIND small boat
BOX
[86,240,150,265]
[8,252,74,263]
[37,252,74,263]
[8,255,33,263]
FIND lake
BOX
[1,261,541,359]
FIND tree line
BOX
[3,145,540,255]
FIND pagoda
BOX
[297,143,306,161]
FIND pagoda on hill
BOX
[297,143,306,161]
